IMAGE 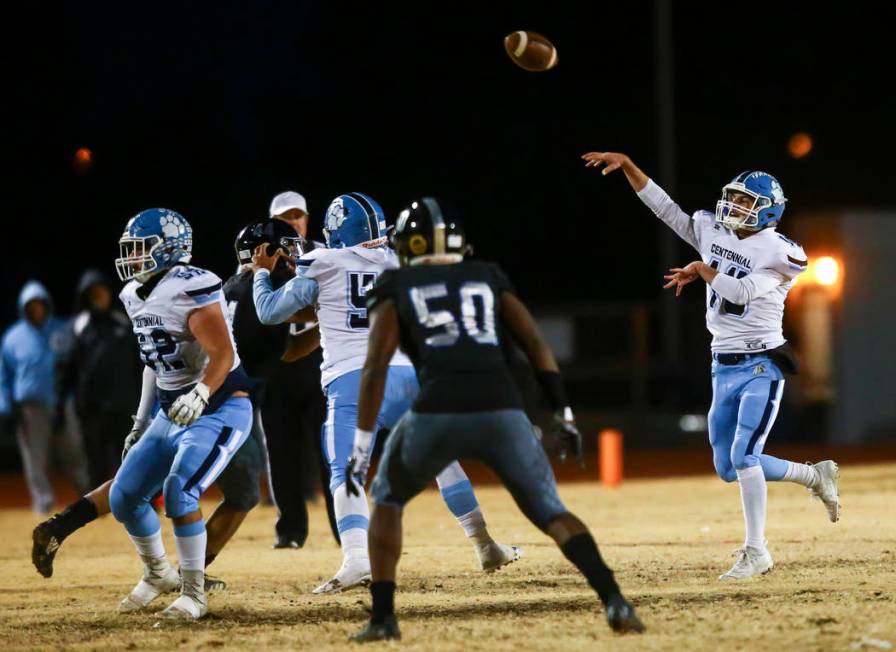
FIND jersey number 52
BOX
[137,329,185,372]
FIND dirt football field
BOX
[0,463,893,651]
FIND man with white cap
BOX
[269,191,310,239]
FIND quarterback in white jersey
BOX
[584,152,840,580]
[252,193,519,594]
[110,208,253,620]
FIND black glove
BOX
[551,411,585,468]
[344,456,368,497]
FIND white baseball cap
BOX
[269,191,308,218]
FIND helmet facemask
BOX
[115,234,162,282]
[715,184,773,232]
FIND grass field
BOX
[1,463,894,651]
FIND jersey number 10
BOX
[410,282,498,347]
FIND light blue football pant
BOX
[110,397,252,537]
[322,366,482,536]
[708,357,794,483]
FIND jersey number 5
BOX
[347,272,378,330]
[410,282,498,347]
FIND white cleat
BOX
[160,594,207,620]
[118,564,180,613]
[160,569,207,620]
[809,460,840,523]
[312,560,371,594]
[718,545,774,580]
[477,543,523,573]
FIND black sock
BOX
[205,553,217,568]
[370,581,396,624]
[560,533,620,605]
[48,497,98,541]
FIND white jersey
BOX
[120,265,240,391]
[638,179,807,353]
[297,245,412,387]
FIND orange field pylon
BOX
[599,429,623,487]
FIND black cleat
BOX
[32,520,63,578]
[204,575,228,592]
[605,593,645,634]
[349,616,401,642]
[272,534,303,549]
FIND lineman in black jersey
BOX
[346,198,644,641]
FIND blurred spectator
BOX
[0,281,89,513]
[59,270,142,486]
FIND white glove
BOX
[122,416,149,461]
[168,382,210,426]
[345,428,374,497]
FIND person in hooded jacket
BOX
[0,280,89,512]
[59,270,143,486]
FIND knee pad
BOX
[715,465,738,483]
[163,473,198,518]
[109,481,140,523]
[713,459,737,483]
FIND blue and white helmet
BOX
[715,171,787,231]
[322,192,387,249]
[115,208,193,282]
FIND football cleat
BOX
[313,560,371,595]
[204,575,227,592]
[605,593,646,634]
[118,563,180,613]
[476,543,523,573]
[161,570,207,620]
[31,520,62,578]
[349,615,401,642]
[718,545,774,580]
[808,460,840,523]
[272,534,303,549]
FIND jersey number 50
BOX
[410,282,498,347]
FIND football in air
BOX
[504,30,558,72]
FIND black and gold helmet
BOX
[391,197,472,266]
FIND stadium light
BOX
[788,132,813,159]
[813,256,840,287]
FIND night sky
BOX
[4,2,893,324]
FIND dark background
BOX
[4,1,893,320]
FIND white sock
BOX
[457,508,491,545]
[130,529,167,564]
[435,462,491,544]
[736,465,767,550]
[333,483,370,564]
[175,530,207,572]
[782,461,819,488]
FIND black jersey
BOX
[367,260,524,413]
